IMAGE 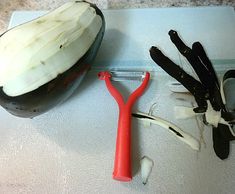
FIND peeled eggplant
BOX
[0,1,105,118]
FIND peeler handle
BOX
[113,106,132,181]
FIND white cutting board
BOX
[0,7,235,194]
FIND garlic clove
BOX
[140,156,154,185]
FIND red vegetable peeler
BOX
[98,71,150,182]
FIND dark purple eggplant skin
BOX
[0,2,105,118]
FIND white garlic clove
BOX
[140,156,154,185]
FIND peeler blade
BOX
[109,70,147,82]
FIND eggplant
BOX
[0,1,105,118]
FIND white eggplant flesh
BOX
[0,1,105,117]
[0,1,102,97]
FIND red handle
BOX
[113,105,132,181]
[98,71,150,181]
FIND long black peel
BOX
[192,42,220,86]
[169,30,224,111]
[223,69,235,82]
[168,30,211,85]
[150,30,234,160]
[213,125,230,160]
[150,46,208,111]
[168,30,233,156]
[192,42,225,111]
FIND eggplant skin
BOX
[0,2,105,118]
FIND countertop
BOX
[0,3,235,194]
[0,0,235,34]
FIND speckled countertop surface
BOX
[0,0,234,34]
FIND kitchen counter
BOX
[0,0,235,34]
[0,4,235,194]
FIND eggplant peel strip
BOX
[150,30,235,159]
[132,112,200,151]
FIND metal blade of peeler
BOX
[109,70,147,82]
